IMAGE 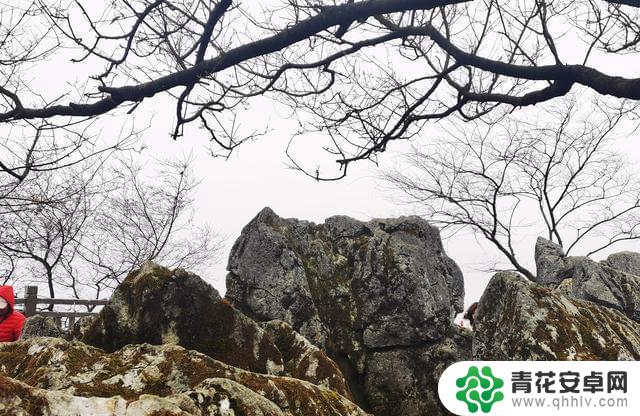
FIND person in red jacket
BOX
[0,285,25,342]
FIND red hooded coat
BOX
[0,286,26,342]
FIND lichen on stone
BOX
[0,338,370,416]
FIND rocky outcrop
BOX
[261,320,352,399]
[364,325,471,416]
[534,238,640,322]
[69,315,97,341]
[226,208,467,415]
[569,258,640,322]
[473,272,640,360]
[9,215,640,415]
[0,375,280,416]
[0,337,369,416]
[82,262,284,375]
[534,237,576,287]
[21,315,63,339]
[603,251,640,276]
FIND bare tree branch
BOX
[384,95,640,280]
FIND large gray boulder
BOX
[534,238,640,321]
[603,251,640,276]
[566,257,640,322]
[534,237,575,287]
[21,315,63,339]
[226,207,467,415]
[473,272,640,360]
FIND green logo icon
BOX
[456,366,504,413]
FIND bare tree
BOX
[0,122,140,208]
[1,1,640,179]
[384,98,640,280]
[0,118,142,294]
[0,152,222,300]
[75,156,223,298]
[0,160,104,301]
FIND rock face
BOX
[534,238,640,322]
[473,272,640,360]
[603,251,640,276]
[364,325,471,416]
[80,261,352,404]
[261,320,352,399]
[534,237,575,287]
[69,315,97,341]
[0,337,369,416]
[226,207,467,415]
[1,375,267,416]
[569,258,640,322]
[21,315,63,339]
[83,262,284,375]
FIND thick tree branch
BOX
[605,0,640,7]
[1,0,468,121]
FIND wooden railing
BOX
[14,286,109,328]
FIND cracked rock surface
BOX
[0,337,368,416]
[473,271,640,361]
[535,238,640,322]
[225,207,468,415]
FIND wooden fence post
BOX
[24,286,38,317]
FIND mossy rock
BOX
[82,262,284,375]
[225,208,467,416]
[474,272,640,360]
[0,337,370,416]
[262,320,353,400]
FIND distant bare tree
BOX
[0,160,104,301]
[75,157,223,298]
[385,98,640,280]
[0,118,141,294]
[0,154,222,300]
[0,122,139,209]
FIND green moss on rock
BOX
[474,272,640,361]
[0,338,369,416]
[82,262,284,375]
